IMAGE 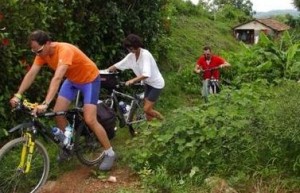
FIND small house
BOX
[233,18,290,44]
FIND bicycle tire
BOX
[74,123,104,166]
[0,137,50,193]
[127,101,146,136]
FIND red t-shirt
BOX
[196,55,225,80]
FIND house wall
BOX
[234,21,275,44]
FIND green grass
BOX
[158,15,241,73]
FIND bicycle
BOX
[99,70,146,137]
[0,93,104,193]
[195,66,221,103]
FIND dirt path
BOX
[38,164,142,193]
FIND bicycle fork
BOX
[18,132,35,173]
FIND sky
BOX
[188,0,296,12]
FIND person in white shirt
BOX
[108,34,164,121]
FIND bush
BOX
[124,79,300,190]
[0,0,168,140]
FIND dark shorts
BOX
[59,75,101,105]
[144,84,162,102]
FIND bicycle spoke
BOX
[75,124,104,166]
[127,101,147,136]
[0,138,49,193]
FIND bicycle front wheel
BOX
[127,101,146,136]
[0,137,50,193]
[74,123,104,166]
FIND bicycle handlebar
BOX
[200,66,220,72]
[13,100,80,118]
[119,81,144,87]
[99,69,119,75]
[194,66,221,74]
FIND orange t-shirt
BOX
[33,42,99,83]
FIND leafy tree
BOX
[213,0,254,16]
[215,4,252,23]
[0,0,169,140]
[294,0,300,10]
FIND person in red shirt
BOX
[194,46,231,97]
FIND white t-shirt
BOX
[114,48,165,89]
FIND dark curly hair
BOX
[123,34,144,49]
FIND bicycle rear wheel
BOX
[74,123,104,166]
[0,137,49,193]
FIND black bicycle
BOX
[100,70,146,136]
[0,94,104,193]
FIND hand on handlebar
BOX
[10,96,20,108]
[10,99,42,115]
[32,103,48,115]
[125,79,135,86]
[194,68,201,74]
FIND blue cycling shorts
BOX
[58,75,101,105]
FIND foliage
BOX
[2,0,300,191]
[213,0,254,16]
[125,80,300,191]
[171,0,210,17]
[294,0,300,10]
[0,0,168,140]
[215,4,252,24]
[123,23,300,192]
[157,14,240,72]
[219,31,300,87]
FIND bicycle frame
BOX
[7,93,91,173]
[100,83,145,137]
[8,109,70,173]
[99,70,146,135]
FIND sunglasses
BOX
[31,45,44,54]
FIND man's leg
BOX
[53,96,71,131]
[202,79,209,97]
[53,96,72,161]
[83,104,115,171]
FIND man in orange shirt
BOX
[9,30,115,171]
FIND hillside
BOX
[254,9,300,18]
[163,14,241,72]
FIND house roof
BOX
[233,18,290,32]
[257,18,290,31]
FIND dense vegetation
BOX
[0,0,168,142]
[1,0,300,192]
[121,6,300,191]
